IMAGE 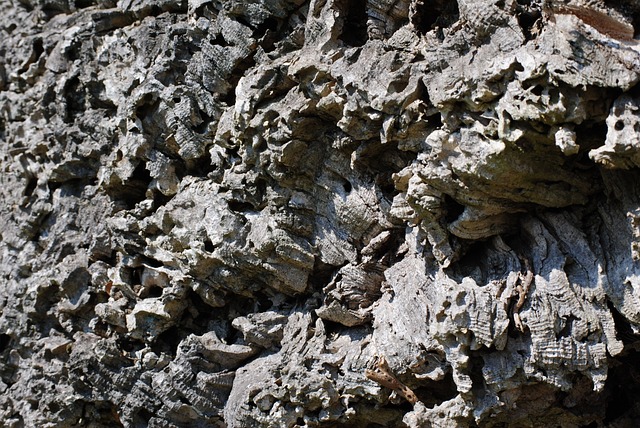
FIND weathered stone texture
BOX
[1,0,640,426]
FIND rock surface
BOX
[1,0,640,426]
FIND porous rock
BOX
[2,0,640,426]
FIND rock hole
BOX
[258,17,279,33]
[194,109,213,135]
[255,292,274,312]
[446,240,498,284]
[322,318,346,336]
[33,282,60,319]
[443,194,465,223]
[339,0,368,47]
[414,370,458,409]
[603,339,640,425]
[309,258,339,290]
[134,94,159,122]
[256,17,280,50]
[0,333,11,352]
[74,0,95,8]
[614,120,625,131]
[567,120,606,172]
[117,337,144,354]
[427,112,443,129]
[563,255,583,283]
[151,191,173,214]
[516,5,542,41]
[181,289,232,337]
[133,408,154,426]
[607,300,640,345]
[469,354,486,393]
[151,326,184,357]
[186,150,214,177]
[17,2,34,12]
[63,76,86,123]
[412,0,459,36]
[86,80,116,110]
[226,146,240,159]
[42,3,69,18]
[548,88,560,105]
[23,177,37,199]
[142,256,163,268]
[233,15,254,30]
[416,79,435,108]
[228,200,255,212]
[91,319,110,337]
[146,285,163,298]
[557,314,579,339]
[210,34,228,47]
[604,379,633,423]
[115,162,152,210]
[47,181,61,195]
[389,78,409,94]
[342,180,352,193]
[191,1,217,19]
[576,120,608,148]
[204,239,215,253]
[219,53,257,106]
[530,84,544,96]
[32,38,44,62]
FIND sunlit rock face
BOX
[1,0,640,426]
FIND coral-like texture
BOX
[2,0,640,426]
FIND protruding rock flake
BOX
[2,0,640,426]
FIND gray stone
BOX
[2,0,640,426]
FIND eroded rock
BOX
[2,0,640,426]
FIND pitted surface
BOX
[1,0,640,426]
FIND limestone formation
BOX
[1,0,640,426]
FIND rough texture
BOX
[1,0,640,426]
